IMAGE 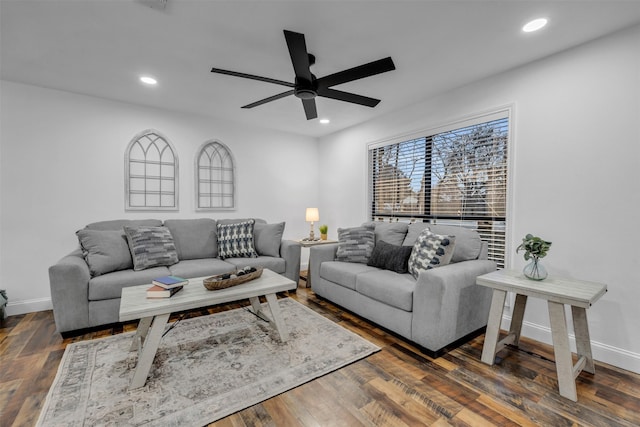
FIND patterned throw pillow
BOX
[217,220,259,259]
[336,225,375,264]
[408,229,456,279]
[123,226,179,271]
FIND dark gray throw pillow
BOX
[336,225,375,263]
[367,240,413,274]
[123,226,179,271]
[253,222,285,257]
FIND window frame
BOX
[194,139,236,211]
[124,129,179,211]
[367,106,513,268]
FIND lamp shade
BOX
[305,207,319,222]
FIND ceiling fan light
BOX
[522,18,548,33]
[319,118,330,124]
[139,75,158,85]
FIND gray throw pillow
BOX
[408,229,456,279]
[76,229,133,276]
[367,240,413,274]
[253,222,285,257]
[217,220,259,259]
[336,225,375,264]
[123,226,179,271]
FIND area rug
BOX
[37,298,379,426]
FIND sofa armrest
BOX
[411,259,496,351]
[48,249,91,333]
[280,240,301,284]
[309,243,339,286]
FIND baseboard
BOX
[501,314,640,375]
[5,297,53,316]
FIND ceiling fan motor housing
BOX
[294,76,317,99]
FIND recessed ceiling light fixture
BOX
[523,18,548,33]
[319,118,330,124]
[139,75,158,85]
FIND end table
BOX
[477,269,607,401]
[298,239,338,288]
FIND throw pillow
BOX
[253,222,285,257]
[123,226,179,271]
[335,225,375,264]
[217,220,259,259]
[76,229,133,276]
[408,229,456,279]
[367,240,413,274]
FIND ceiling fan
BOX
[211,30,396,120]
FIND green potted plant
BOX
[516,234,552,280]
[319,224,328,240]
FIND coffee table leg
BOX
[265,293,289,343]
[548,301,578,401]
[130,316,153,352]
[130,312,170,390]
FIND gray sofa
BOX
[310,221,496,356]
[49,218,301,334]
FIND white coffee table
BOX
[119,268,296,389]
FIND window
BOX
[368,111,510,267]
[125,129,178,211]
[195,140,235,210]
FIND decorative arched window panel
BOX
[195,140,235,210]
[125,129,179,211]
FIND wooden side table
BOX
[298,239,338,288]
[476,269,607,401]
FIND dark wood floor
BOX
[2,279,640,427]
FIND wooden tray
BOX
[203,267,263,291]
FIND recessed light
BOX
[139,75,158,85]
[319,118,330,124]
[522,18,548,33]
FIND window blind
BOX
[368,115,509,268]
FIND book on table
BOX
[152,275,189,289]
[146,285,184,299]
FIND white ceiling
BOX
[2,0,640,138]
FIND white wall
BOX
[0,81,318,314]
[318,25,640,373]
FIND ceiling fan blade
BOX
[316,57,395,89]
[284,30,313,83]
[317,87,380,107]
[302,98,317,120]
[211,68,294,88]
[241,90,295,109]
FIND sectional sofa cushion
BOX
[217,220,258,259]
[336,225,375,263]
[363,221,409,246]
[164,218,217,260]
[76,229,133,276]
[253,222,285,257]
[88,266,170,300]
[367,240,413,274]
[123,226,179,271]
[408,229,456,279]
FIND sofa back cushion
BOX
[164,218,217,260]
[403,223,482,263]
[362,221,408,246]
[85,219,162,230]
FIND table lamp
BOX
[305,207,319,240]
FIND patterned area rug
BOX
[37,298,379,426]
